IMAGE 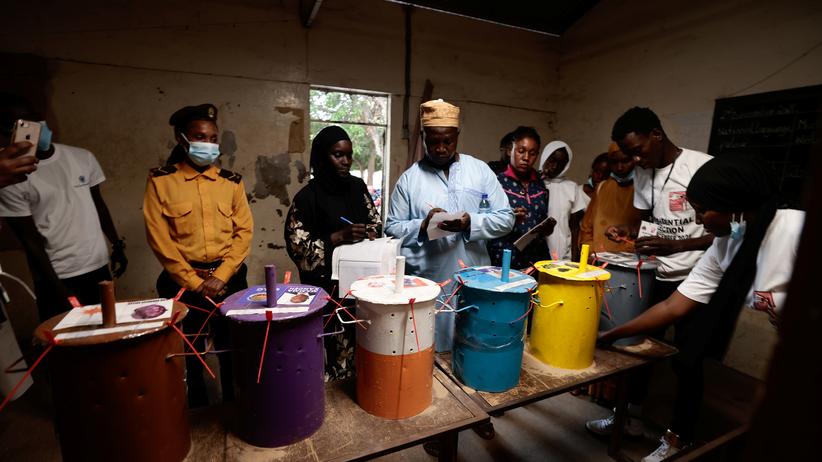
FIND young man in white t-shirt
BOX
[586,107,714,457]
[0,94,127,320]
[599,154,803,461]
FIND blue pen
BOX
[340,216,354,225]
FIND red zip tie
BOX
[67,296,81,308]
[551,250,559,261]
[600,261,609,269]
[323,311,336,329]
[598,281,613,321]
[168,320,215,378]
[512,300,534,323]
[438,278,453,287]
[324,292,367,330]
[636,260,644,299]
[283,271,292,284]
[257,311,273,384]
[408,298,421,353]
[341,306,367,330]
[177,301,212,314]
[0,344,54,412]
[323,289,354,329]
[457,259,467,268]
[440,280,464,311]
[192,296,222,342]
[174,287,186,301]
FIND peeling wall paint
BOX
[0,0,561,339]
[252,153,292,206]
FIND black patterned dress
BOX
[487,165,551,269]
[285,177,381,381]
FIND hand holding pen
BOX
[333,216,376,245]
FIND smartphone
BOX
[10,120,41,158]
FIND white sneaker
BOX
[585,412,644,437]
[641,432,682,462]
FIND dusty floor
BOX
[0,356,757,461]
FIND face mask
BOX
[38,121,52,151]
[181,134,220,166]
[730,212,746,240]
[610,169,635,184]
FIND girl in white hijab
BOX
[539,140,590,259]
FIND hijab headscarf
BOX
[310,125,352,186]
[539,140,573,183]
[306,125,368,223]
[678,154,779,366]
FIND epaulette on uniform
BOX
[150,165,177,177]
[219,169,242,184]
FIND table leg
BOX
[608,372,630,461]
[439,431,458,462]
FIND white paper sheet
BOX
[331,237,401,293]
[426,212,464,240]
[54,298,174,331]
[513,216,555,251]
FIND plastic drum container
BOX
[351,274,440,419]
[221,282,328,447]
[595,252,659,346]
[452,265,536,392]
[531,245,611,369]
[34,303,191,462]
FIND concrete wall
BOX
[555,0,822,182]
[0,0,559,338]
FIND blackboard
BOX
[707,84,822,208]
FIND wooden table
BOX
[435,338,678,461]
[185,366,488,462]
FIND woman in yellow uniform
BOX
[143,104,253,407]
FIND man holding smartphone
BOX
[0,93,127,320]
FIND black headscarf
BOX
[677,154,779,366]
[305,125,370,222]
[310,125,352,187]
[289,126,374,289]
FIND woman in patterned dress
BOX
[487,126,555,269]
[285,125,381,380]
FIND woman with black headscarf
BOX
[285,125,381,380]
[599,154,805,461]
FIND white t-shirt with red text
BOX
[633,148,712,281]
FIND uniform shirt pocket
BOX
[216,200,234,236]
[162,201,195,238]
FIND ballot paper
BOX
[513,216,555,251]
[637,220,658,238]
[331,237,401,293]
[53,298,174,331]
[276,287,320,306]
[426,212,465,240]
